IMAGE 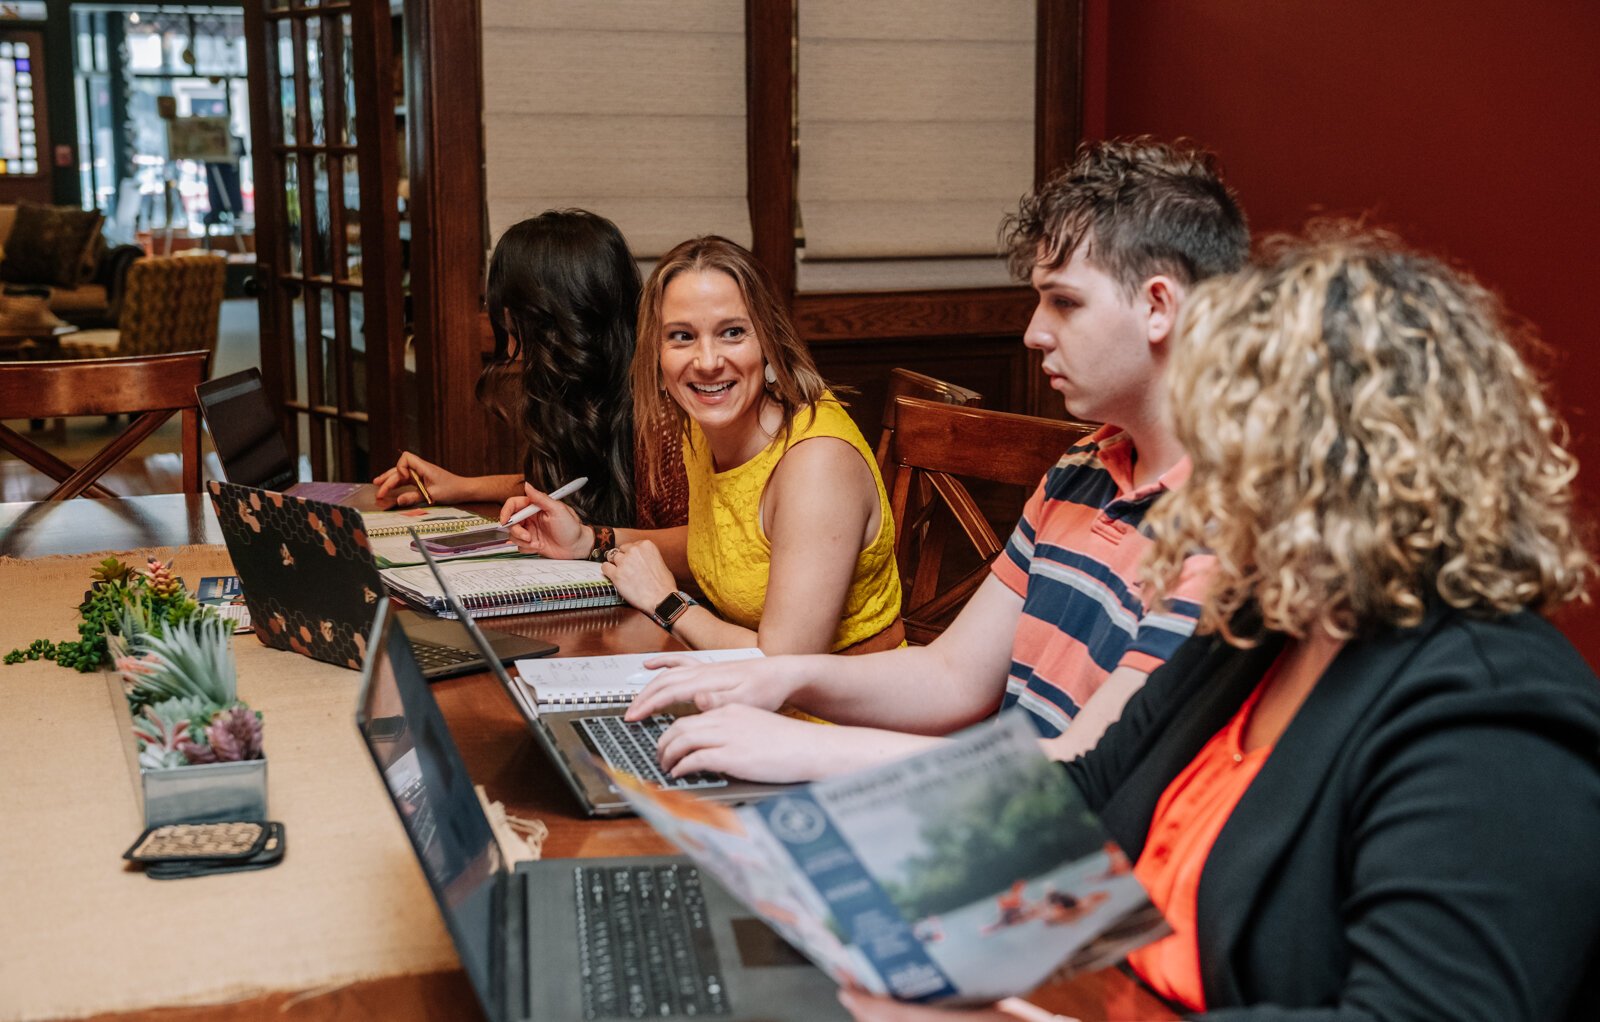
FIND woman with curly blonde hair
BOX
[838,227,1600,1022]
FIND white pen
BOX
[505,476,588,528]
[446,476,589,538]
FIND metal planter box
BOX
[140,757,268,827]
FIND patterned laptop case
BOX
[206,480,383,670]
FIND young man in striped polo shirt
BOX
[633,139,1250,780]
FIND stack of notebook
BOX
[379,557,621,617]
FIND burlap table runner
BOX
[0,546,457,1021]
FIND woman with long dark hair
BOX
[373,209,687,528]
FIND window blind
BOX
[797,0,1034,276]
[480,0,751,257]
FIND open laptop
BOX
[195,368,363,504]
[206,480,556,680]
[356,597,844,1021]
[411,533,795,816]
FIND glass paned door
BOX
[244,0,402,482]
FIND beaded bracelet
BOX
[586,525,616,562]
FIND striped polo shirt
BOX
[992,426,1213,737]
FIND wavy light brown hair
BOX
[632,236,829,493]
[1144,224,1593,644]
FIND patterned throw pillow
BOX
[0,201,105,288]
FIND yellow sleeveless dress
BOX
[683,395,901,651]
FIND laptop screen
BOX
[357,599,501,1010]
[195,368,298,492]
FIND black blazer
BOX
[1065,606,1600,1021]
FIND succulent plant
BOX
[91,556,137,586]
[112,611,237,711]
[179,705,265,764]
[133,706,191,771]
[142,557,183,601]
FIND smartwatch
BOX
[651,591,697,633]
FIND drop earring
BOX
[763,362,777,386]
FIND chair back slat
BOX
[0,350,209,500]
[887,396,1097,643]
[874,367,982,472]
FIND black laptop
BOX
[195,368,363,504]
[205,480,556,680]
[356,597,844,1021]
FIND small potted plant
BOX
[111,597,267,827]
[2,555,267,826]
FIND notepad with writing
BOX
[513,648,764,710]
[380,557,622,617]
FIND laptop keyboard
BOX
[576,714,730,791]
[408,638,479,672]
[574,864,730,1018]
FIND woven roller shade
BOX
[480,0,750,257]
[797,0,1035,261]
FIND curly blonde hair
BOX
[1144,224,1593,644]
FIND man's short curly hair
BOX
[1001,137,1250,292]
[1143,223,1594,644]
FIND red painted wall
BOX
[1086,0,1600,665]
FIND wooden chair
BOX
[0,350,208,501]
[887,396,1096,644]
[874,367,983,473]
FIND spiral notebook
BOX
[361,506,492,538]
[512,648,764,710]
[379,557,622,618]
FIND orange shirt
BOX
[1127,667,1276,1012]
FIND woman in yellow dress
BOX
[503,236,902,655]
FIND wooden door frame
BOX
[243,0,406,477]
[403,0,485,473]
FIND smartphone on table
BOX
[414,528,513,556]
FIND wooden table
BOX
[5,493,1176,1022]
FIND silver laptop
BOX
[195,368,363,504]
[410,531,795,816]
[356,597,844,1021]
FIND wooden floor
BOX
[0,409,228,502]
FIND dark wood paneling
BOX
[406,0,488,474]
[745,0,796,302]
[1037,0,1085,183]
[808,332,1032,441]
[795,288,1033,342]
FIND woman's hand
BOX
[838,991,1074,1022]
[626,654,803,720]
[502,482,591,558]
[373,451,462,508]
[598,540,677,614]
[652,705,837,783]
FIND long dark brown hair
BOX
[476,209,640,524]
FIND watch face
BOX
[654,592,688,620]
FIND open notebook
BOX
[512,648,764,712]
[380,557,621,617]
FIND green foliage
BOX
[880,759,1108,920]
[5,557,211,673]
[114,613,238,712]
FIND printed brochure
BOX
[608,711,1168,1005]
